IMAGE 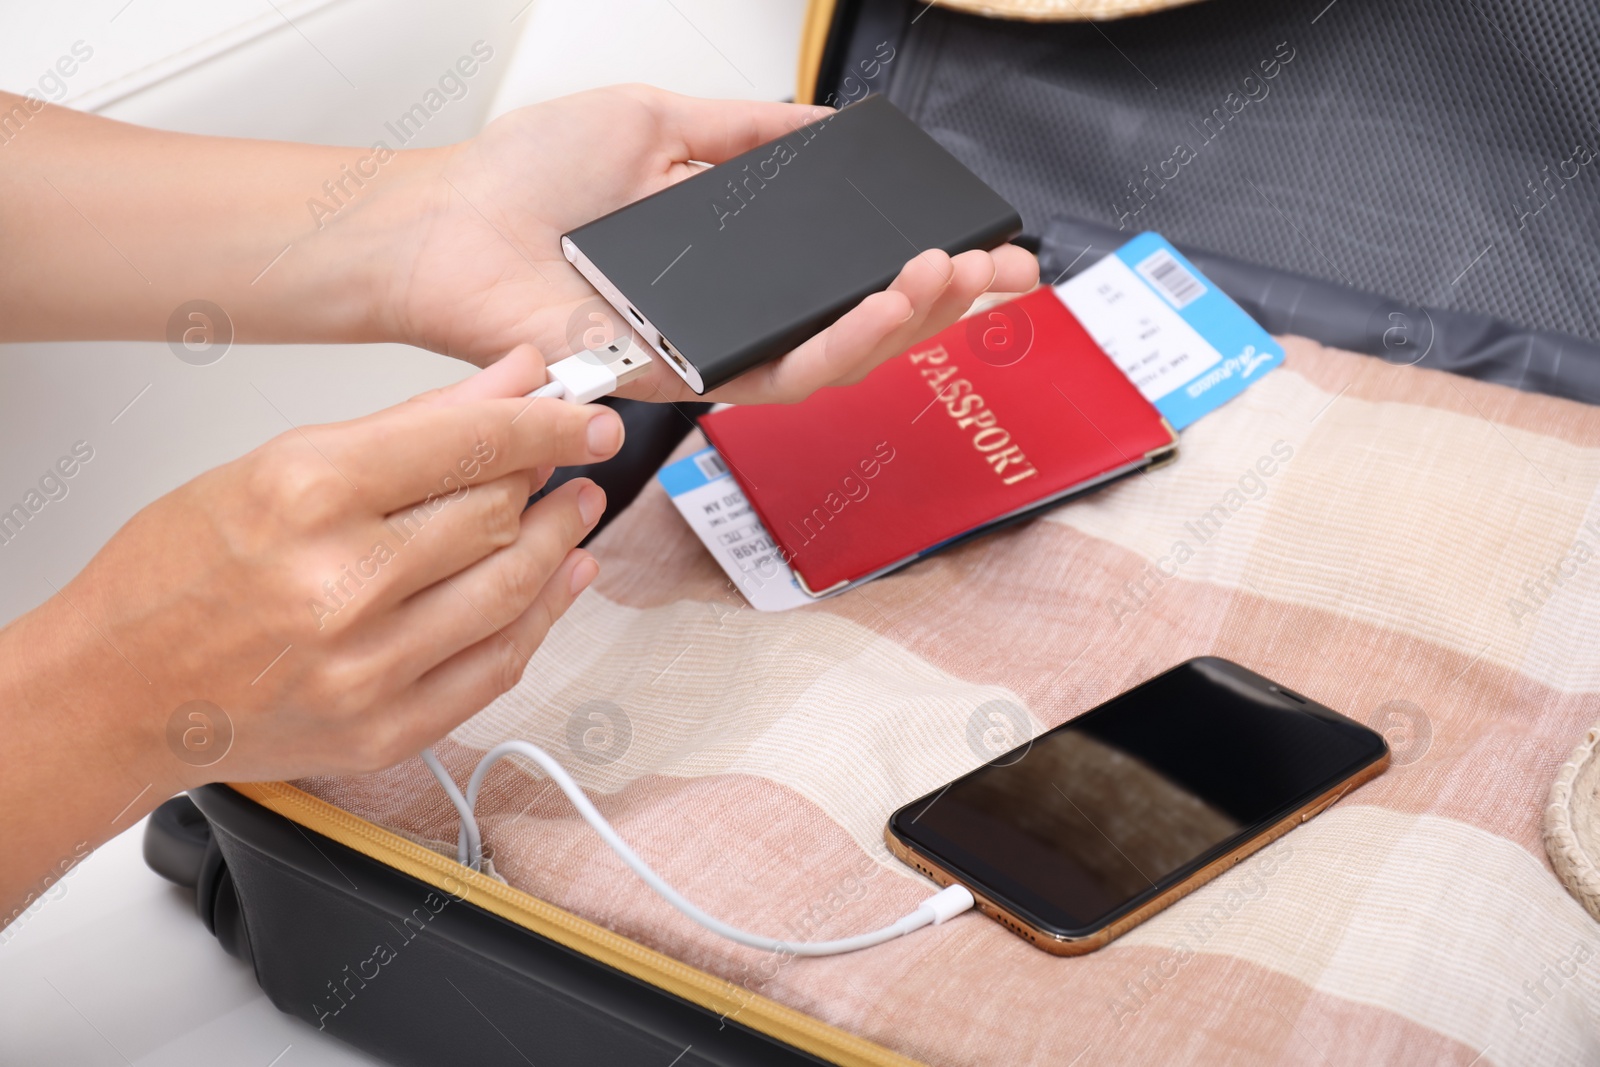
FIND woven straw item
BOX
[1546,724,1600,923]
[926,0,1206,21]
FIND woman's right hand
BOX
[0,345,618,916]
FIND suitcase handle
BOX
[144,793,211,889]
[144,794,254,965]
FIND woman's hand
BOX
[0,347,612,913]
[1,85,1036,405]
[377,85,1040,403]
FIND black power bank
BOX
[561,95,1022,394]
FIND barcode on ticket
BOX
[695,450,728,480]
[1136,248,1205,309]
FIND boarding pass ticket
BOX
[657,447,815,612]
[1053,232,1283,430]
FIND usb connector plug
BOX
[528,334,654,404]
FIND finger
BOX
[856,245,959,341]
[880,245,1040,367]
[989,242,1041,294]
[643,87,832,164]
[410,344,550,408]
[319,397,623,514]
[370,479,604,676]
[828,247,1035,389]
[904,248,1003,343]
[717,248,953,404]
[707,243,1041,404]
[379,548,599,758]
[743,291,910,404]
[353,469,535,609]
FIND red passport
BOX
[698,288,1178,597]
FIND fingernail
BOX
[569,556,599,596]
[578,484,606,526]
[587,410,623,455]
[898,302,917,324]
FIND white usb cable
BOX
[525,335,654,403]
[412,338,654,874]
[423,742,974,957]
[422,331,975,956]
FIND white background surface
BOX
[0,1,804,1063]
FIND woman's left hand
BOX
[376,84,1039,404]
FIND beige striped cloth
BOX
[301,336,1600,1066]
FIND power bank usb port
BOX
[659,335,690,375]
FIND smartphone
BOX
[885,657,1389,955]
[561,94,1021,394]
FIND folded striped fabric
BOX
[300,336,1600,1066]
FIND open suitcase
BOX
[148,1,1600,1064]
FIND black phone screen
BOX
[888,658,1387,937]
